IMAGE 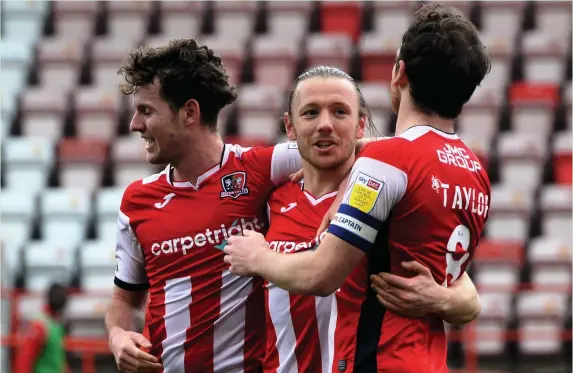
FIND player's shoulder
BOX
[268,180,302,206]
[120,167,170,209]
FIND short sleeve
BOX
[327,143,408,253]
[240,142,302,187]
[113,187,149,291]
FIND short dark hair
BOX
[118,38,238,130]
[286,66,376,133]
[398,4,491,119]
[47,283,68,314]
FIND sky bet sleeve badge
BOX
[220,171,250,199]
[348,172,384,213]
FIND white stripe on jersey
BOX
[162,277,192,373]
[213,270,252,373]
[315,296,334,373]
[268,285,299,372]
[327,297,338,373]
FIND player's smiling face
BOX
[285,77,365,170]
[129,80,188,165]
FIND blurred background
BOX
[0,0,571,372]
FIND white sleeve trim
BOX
[114,210,148,286]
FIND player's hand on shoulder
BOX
[109,327,162,372]
[223,229,267,277]
[289,168,304,182]
[370,261,448,318]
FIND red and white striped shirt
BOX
[264,181,337,373]
[114,143,302,373]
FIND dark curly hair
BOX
[398,4,491,119]
[118,38,238,130]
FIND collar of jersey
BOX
[165,144,231,189]
[400,125,459,140]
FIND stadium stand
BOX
[0,1,571,372]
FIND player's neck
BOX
[302,155,355,198]
[394,97,455,136]
[172,132,224,185]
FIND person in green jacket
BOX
[15,283,70,373]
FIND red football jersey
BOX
[263,181,337,373]
[114,143,302,373]
[328,126,491,373]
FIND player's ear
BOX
[355,114,366,140]
[284,112,297,141]
[180,99,199,127]
[392,60,408,88]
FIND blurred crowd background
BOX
[0,1,572,372]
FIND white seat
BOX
[358,83,392,136]
[21,87,69,140]
[67,293,110,338]
[252,36,300,90]
[23,241,76,291]
[74,87,122,139]
[80,240,117,292]
[107,1,152,43]
[196,35,245,86]
[4,137,55,193]
[517,291,569,354]
[497,132,547,190]
[17,294,45,321]
[0,190,37,247]
[3,0,48,45]
[474,263,520,292]
[535,2,572,36]
[267,1,312,42]
[306,34,353,73]
[522,31,568,84]
[480,2,524,38]
[470,291,513,354]
[213,1,259,43]
[372,3,415,37]
[95,188,125,241]
[487,185,534,241]
[237,85,285,140]
[40,189,91,246]
[115,164,158,189]
[159,1,205,38]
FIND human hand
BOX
[223,229,268,276]
[370,261,448,318]
[289,169,304,182]
[109,328,162,373]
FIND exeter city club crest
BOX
[220,171,249,199]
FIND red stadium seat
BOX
[320,1,362,42]
[553,131,572,185]
[509,82,560,137]
[58,138,109,191]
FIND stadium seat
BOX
[80,240,117,292]
[553,130,572,185]
[91,37,138,89]
[213,1,259,43]
[66,294,111,338]
[197,35,245,86]
[487,184,534,241]
[528,236,572,289]
[2,0,49,46]
[112,135,158,187]
[480,2,525,38]
[237,85,285,140]
[3,137,55,193]
[40,189,91,246]
[20,87,69,141]
[522,31,569,84]
[107,1,152,43]
[252,36,300,90]
[372,2,416,37]
[58,138,109,191]
[159,1,205,39]
[357,83,392,135]
[478,32,516,90]
[37,36,86,91]
[306,34,353,73]
[0,190,37,248]
[74,87,123,139]
[535,1,572,36]
[23,240,76,291]
[52,1,100,42]
[509,82,560,136]
[473,239,523,292]
[457,85,503,141]
[17,294,44,322]
[470,292,513,355]
[359,32,401,83]
[95,187,124,241]
[497,132,547,190]
[517,291,569,354]
[320,1,363,42]
[266,1,312,42]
